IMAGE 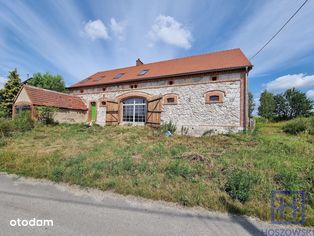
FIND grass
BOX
[0,121,313,226]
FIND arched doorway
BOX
[122,98,146,124]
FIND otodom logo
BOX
[10,218,53,227]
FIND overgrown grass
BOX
[0,119,313,225]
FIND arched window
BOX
[122,98,146,123]
[204,90,225,104]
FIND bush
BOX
[225,169,258,203]
[282,117,314,135]
[0,118,15,137]
[36,106,57,125]
[14,110,34,132]
[160,121,177,134]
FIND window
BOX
[209,95,219,101]
[204,90,225,104]
[101,101,106,106]
[211,75,218,81]
[114,73,124,79]
[80,89,84,93]
[15,105,31,114]
[94,77,103,81]
[102,87,106,91]
[138,69,149,76]
[122,98,146,123]
[168,80,174,85]
[130,84,138,89]
[163,94,178,105]
[167,97,175,103]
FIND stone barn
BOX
[13,48,253,136]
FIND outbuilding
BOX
[13,85,87,123]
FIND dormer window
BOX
[114,73,124,79]
[138,69,149,76]
[94,77,103,81]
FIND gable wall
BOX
[15,88,31,104]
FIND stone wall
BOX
[53,109,87,124]
[78,73,244,136]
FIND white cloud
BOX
[0,76,7,89]
[83,19,109,40]
[148,15,192,49]
[306,89,314,99]
[109,18,126,40]
[266,73,314,92]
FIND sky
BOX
[1,0,314,105]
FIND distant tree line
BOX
[258,88,313,120]
[0,69,66,118]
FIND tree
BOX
[274,94,289,120]
[258,90,275,119]
[283,88,313,119]
[248,92,255,118]
[0,69,22,117]
[27,72,66,92]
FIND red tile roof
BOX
[69,48,252,88]
[23,85,87,110]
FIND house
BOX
[13,48,253,136]
[13,85,87,123]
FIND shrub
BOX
[160,121,176,134]
[36,106,57,125]
[0,118,15,137]
[225,169,258,203]
[282,117,313,135]
[13,110,34,132]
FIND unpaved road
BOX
[0,173,309,236]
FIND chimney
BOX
[136,58,143,66]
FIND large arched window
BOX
[122,98,146,123]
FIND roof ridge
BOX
[24,85,80,99]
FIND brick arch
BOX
[116,91,153,102]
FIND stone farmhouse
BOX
[13,48,253,136]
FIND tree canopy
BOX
[258,90,275,119]
[258,88,313,120]
[0,69,22,117]
[27,72,66,92]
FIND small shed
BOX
[13,85,88,123]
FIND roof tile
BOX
[23,85,87,110]
[70,48,252,88]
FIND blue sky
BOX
[1,0,314,104]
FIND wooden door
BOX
[106,100,119,125]
[146,96,162,127]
